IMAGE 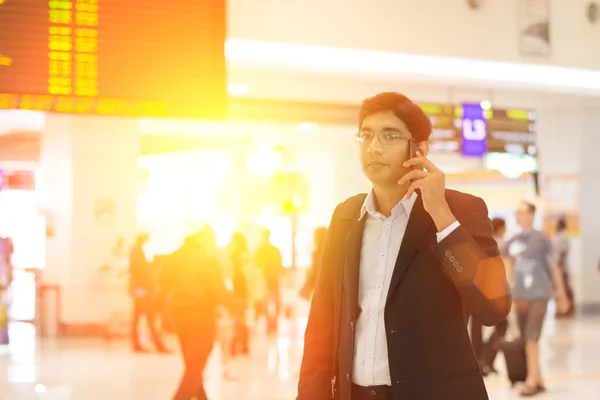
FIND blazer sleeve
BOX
[297,205,341,400]
[431,195,512,326]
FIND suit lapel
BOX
[386,194,434,301]
[342,213,366,322]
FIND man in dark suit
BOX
[297,92,511,400]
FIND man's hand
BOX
[398,153,457,232]
[556,294,571,315]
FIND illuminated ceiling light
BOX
[34,385,47,394]
[480,100,492,110]
[227,84,250,96]
[225,39,600,95]
[297,122,319,133]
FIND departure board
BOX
[487,109,537,155]
[421,104,461,154]
[0,0,226,118]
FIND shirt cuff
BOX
[436,220,461,243]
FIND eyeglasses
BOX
[354,130,413,146]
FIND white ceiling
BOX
[227,62,600,110]
[226,39,600,102]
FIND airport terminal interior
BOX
[1,0,600,399]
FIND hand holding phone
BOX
[400,147,453,224]
[409,140,420,163]
[408,140,423,176]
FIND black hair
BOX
[358,92,432,142]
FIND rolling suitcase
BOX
[499,338,528,386]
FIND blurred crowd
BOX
[124,225,327,399]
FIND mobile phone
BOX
[407,140,423,191]
[409,140,421,170]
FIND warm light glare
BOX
[246,145,284,178]
[480,100,491,110]
[297,122,319,133]
[227,84,250,96]
[209,213,235,248]
[137,151,231,255]
[292,196,304,210]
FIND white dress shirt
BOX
[352,190,460,387]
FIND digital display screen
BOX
[420,104,461,154]
[487,108,536,155]
[460,103,487,157]
[0,0,226,118]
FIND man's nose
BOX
[367,135,384,154]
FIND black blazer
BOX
[298,190,511,400]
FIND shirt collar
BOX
[359,189,417,220]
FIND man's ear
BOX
[417,141,429,157]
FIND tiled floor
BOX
[1,308,599,399]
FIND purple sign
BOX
[461,103,488,157]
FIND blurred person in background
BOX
[254,228,284,335]
[554,218,574,317]
[299,227,328,300]
[0,234,13,345]
[153,253,175,333]
[470,217,509,376]
[298,92,511,400]
[505,202,570,397]
[128,233,168,353]
[0,234,13,289]
[227,232,251,356]
[164,225,241,400]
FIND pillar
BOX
[38,114,139,329]
[578,108,600,310]
[537,106,600,311]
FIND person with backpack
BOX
[0,235,13,346]
[298,92,511,400]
